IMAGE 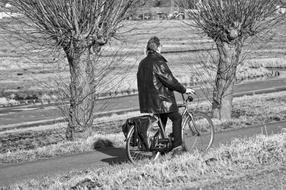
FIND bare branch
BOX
[11,0,135,50]
[177,0,284,43]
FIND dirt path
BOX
[0,121,285,186]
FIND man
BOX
[137,36,195,153]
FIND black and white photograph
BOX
[0,0,286,189]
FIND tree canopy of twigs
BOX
[177,0,285,120]
[12,0,134,53]
[178,0,282,43]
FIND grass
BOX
[236,64,273,81]
[246,57,286,68]
[203,166,286,189]
[1,91,286,165]
[3,132,286,189]
[190,91,286,130]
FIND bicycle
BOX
[125,93,215,163]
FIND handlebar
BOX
[181,93,195,103]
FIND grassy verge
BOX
[236,64,274,82]
[1,91,286,165]
[246,57,286,68]
[4,132,286,189]
[191,91,286,131]
[202,165,286,189]
[0,132,125,165]
[0,112,143,164]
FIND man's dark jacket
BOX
[137,51,186,114]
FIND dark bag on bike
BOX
[121,115,156,149]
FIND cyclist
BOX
[137,36,195,154]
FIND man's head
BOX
[146,36,161,53]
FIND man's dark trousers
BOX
[158,111,182,148]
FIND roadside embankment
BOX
[1,91,286,165]
[4,131,286,189]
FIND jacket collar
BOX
[147,50,167,62]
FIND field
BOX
[1,19,286,99]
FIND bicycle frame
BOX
[153,94,195,141]
[155,114,167,139]
[147,114,175,153]
[180,94,201,136]
[180,94,191,119]
[148,94,194,151]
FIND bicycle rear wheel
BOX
[182,112,214,153]
[126,126,160,163]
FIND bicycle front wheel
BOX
[126,126,160,163]
[182,112,214,153]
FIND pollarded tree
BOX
[178,0,284,120]
[11,0,135,140]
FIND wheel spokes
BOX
[127,130,159,162]
[183,113,214,152]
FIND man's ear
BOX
[157,46,161,53]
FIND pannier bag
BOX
[122,115,157,150]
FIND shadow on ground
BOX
[95,147,128,164]
[94,139,128,164]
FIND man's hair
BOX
[146,36,160,52]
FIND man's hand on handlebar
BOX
[185,88,195,95]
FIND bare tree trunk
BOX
[64,47,95,140]
[212,40,242,120]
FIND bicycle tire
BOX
[126,125,160,163]
[182,112,214,153]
